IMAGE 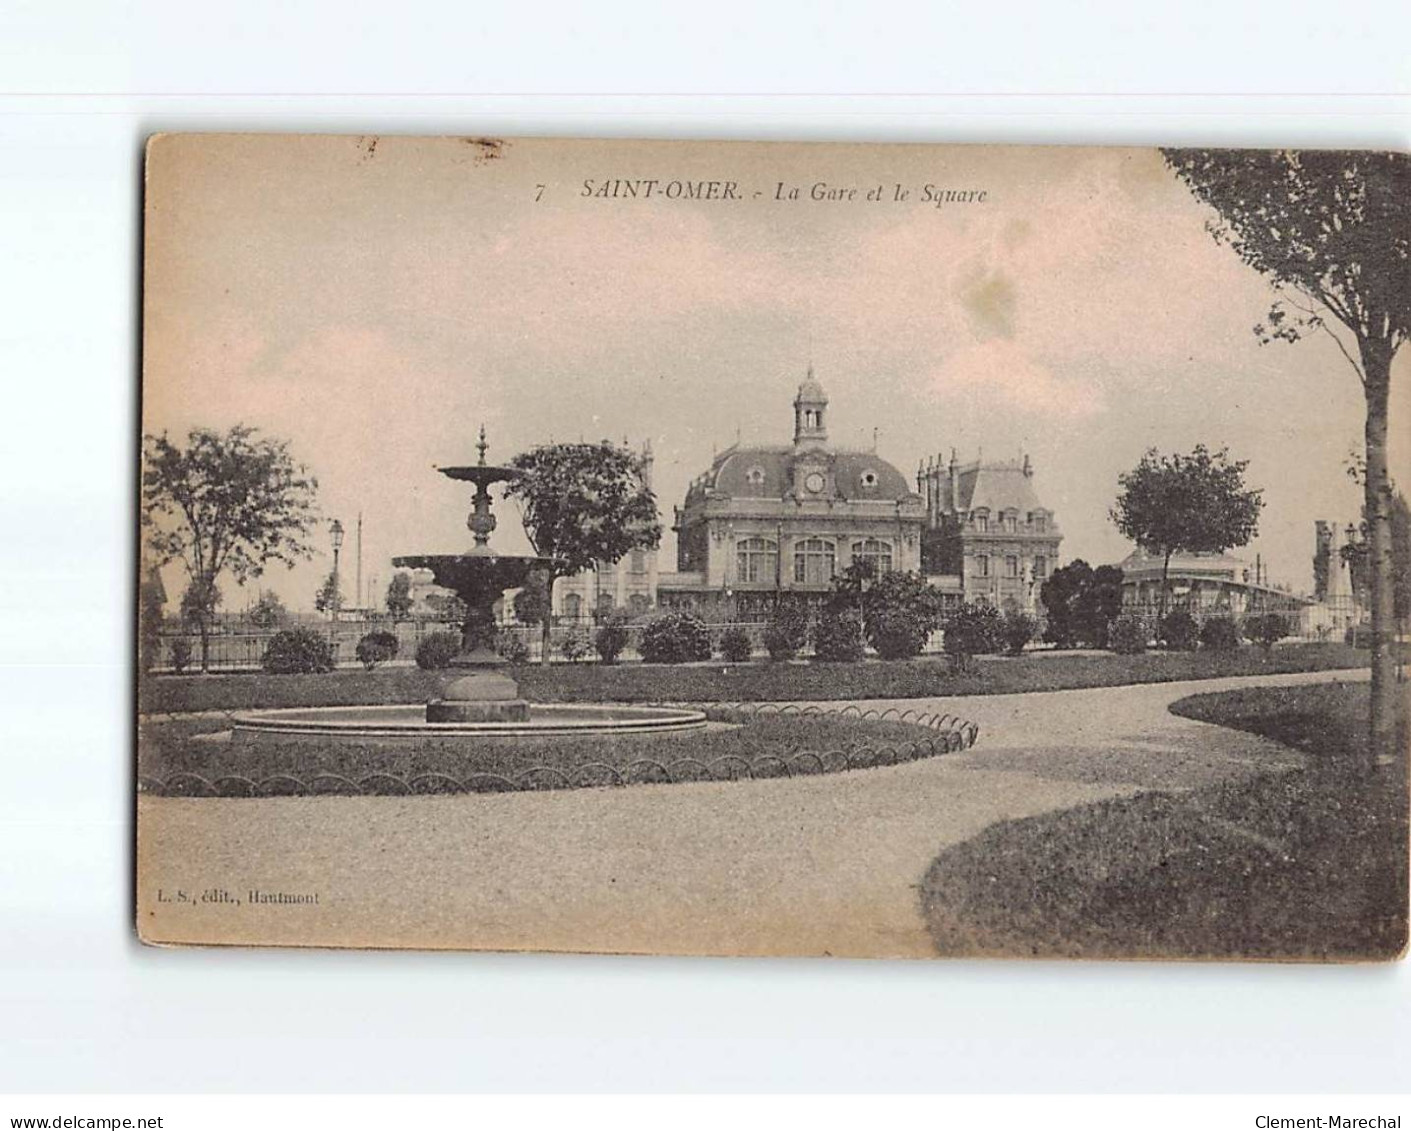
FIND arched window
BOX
[1033,556,1047,579]
[1003,510,1018,533]
[563,593,582,620]
[793,538,836,585]
[850,537,893,574]
[1031,511,1047,533]
[736,537,779,584]
[972,509,989,532]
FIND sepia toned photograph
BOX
[136,134,1409,960]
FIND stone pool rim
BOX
[231,702,708,741]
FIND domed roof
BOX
[794,365,827,403]
[705,446,912,501]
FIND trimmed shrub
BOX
[355,630,399,670]
[812,608,865,662]
[763,601,810,661]
[639,611,712,664]
[942,603,1004,671]
[1243,613,1288,652]
[720,626,754,663]
[415,631,462,671]
[1159,609,1200,651]
[870,606,929,660]
[1001,611,1038,657]
[1108,615,1149,655]
[559,629,590,663]
[1200,616,1241,652]
[263,628,335,675]
[594,617,630,664]
[860,571,947,660]
[499,633,531,665]
[169,637,193,674]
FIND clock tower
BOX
[791,367,834,497]
[792,365,829,451]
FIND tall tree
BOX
[313,571,344,618]
[385,571,414,621]
[1110,445,1263,621]
[505,442,662,664]
[137,567,167,673]
[1164,149,1409,764]
[142,425,319,671]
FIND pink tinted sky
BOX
[144,135,1409,613]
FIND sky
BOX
[142,134,1410,614]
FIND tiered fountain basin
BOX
[232,702,708,746]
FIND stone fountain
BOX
[391,426,549,723]
[231,427,705,745]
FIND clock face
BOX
[804,472,825,494]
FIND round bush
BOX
[813,608,865,662]
[1200,616,1241,652]
[415,631,462,670]
[763,603,810,661]
[942,603,1004,669]
[1108,615,1149,655]
[262,628,335,674]
[559,629,590,663]
[720,626,754,663]
[1243,613,1288,651]
[1159,609,1199,651]
[354,630,399,670]
[639,611,712,664]
[1001,611,1037,657]
[594,618,630,664]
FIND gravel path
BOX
[136,668,1367,956]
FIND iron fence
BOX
[138,702,980,797]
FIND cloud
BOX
[933,339,1106,420]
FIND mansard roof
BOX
[947,460,1049,516]
[696,445,913,502]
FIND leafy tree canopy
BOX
[1111,445,1263,564]
[1162,150,1408,365]
[385,571,414,620]
[247,590,288,629]
[506,442,662,577]
[143,424,320,588]
[314,570,344,616]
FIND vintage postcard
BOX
[137,134,1409,959]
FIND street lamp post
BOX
[330,519,345,629]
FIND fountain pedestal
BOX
[393,428,553,725]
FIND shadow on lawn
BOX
[920,682,1408,961]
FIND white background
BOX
[1,0,1408,1095]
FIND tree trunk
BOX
[539,571,556,665]
[1361,340,1398,769]
[1159,549,1173,626]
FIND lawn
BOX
[919,682,1408,961]
[138,710,948,796]
[138,642,1377,714]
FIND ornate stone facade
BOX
[659,371,924,617]
[917,450,1062,612]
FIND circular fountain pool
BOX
[232,703,707,745]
